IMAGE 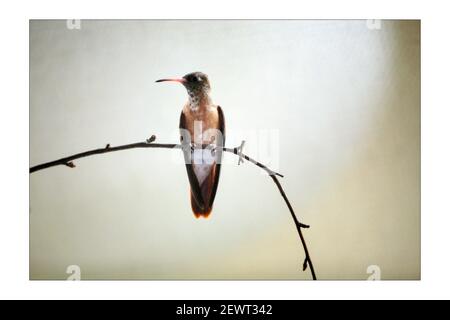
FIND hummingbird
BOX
[156,72,225,218]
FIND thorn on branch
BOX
[298,222,310,229]
[105,144,110,149]
[146,135,156,143]
[303,258,308,271]
[65,161,76,168]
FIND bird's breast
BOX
[182,104,222,186]
[183,104,220,146]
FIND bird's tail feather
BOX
[190,191,212,218]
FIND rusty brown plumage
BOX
[157,72,225,218]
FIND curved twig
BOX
[29,135,316,280]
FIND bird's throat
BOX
[188,90,211,112]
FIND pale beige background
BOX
[30,20,420,280]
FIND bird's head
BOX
[156,72,211,97]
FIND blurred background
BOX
[30,20,420,280]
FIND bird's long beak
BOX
[155,78,186,84]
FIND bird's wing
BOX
[207,105,225,208]
[179,111,205,206]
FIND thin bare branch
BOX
[29,136,316,280]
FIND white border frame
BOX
[1,0,449,299]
